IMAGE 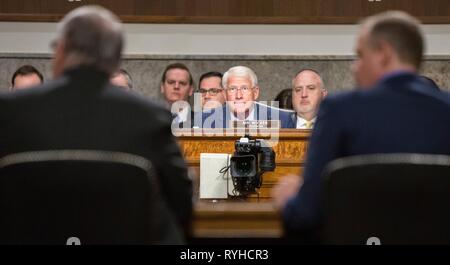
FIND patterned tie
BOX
[305,120,314,129]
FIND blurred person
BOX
[0,5,192,244]
[273,11,450,238]
[419,75,440,91]
[110,68,132,91]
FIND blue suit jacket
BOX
[283,72,450,233]
[197,102,296,129]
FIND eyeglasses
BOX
[197,88,223,95]
[225,86,254,94]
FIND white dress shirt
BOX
[296,116,316,129]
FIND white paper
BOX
[200,153,231,199]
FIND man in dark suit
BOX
[0,6,192,244]
[197,66,295,129]
[273,11,450,235]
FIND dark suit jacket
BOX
[0,67,193,244]
[197,102,296,128]
[283,72,450,234]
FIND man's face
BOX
[225,76,259,115]
[352,29,384,88]
[291,71,327,120]
[110,73,129,90]
[199,76,226,109]
[160,68,193,105]
[12,74,42,90]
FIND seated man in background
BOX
[10,65,44,91]
[160,63,194,127]
[0,5,192,244]
[201,65,294,128]
[110,68,133,91]
[197,71,226,110]
[273,11,450,237]
[290,69,327,129]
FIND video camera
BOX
[229,135,276,195]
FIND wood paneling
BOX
[193,201,282,238]
[0,0,449,24]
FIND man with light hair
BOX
[0,5,192,244]
[110,68,133,91]
[290,69,327,129]
[200,65,294,128]
[273,11,450,239]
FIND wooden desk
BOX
[176,129,310,239]
[175,129,311,199]
[193,200,282,238]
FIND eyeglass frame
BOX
[225,86,255,95]
[196,88,224,96]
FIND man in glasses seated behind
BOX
[199,66,295,129]
[197,71,226,110]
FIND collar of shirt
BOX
[296,116,316,129]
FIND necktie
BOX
[305,120,314,129]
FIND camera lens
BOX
[229,136,276,195]
[237,160,252,174]
[230,155,256,177]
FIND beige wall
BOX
[1,55,448,102]
[1,22,448,100]
[1,22,450,55]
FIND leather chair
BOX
[0,150,179,245]
[321,153,450,244]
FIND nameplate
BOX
[230,120,280,129]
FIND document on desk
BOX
[200,153,230,199]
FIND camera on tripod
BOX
[229,135,276,195]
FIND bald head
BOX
[53,5,123,77]
[291,69,327,121]
[291,69,324,90]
